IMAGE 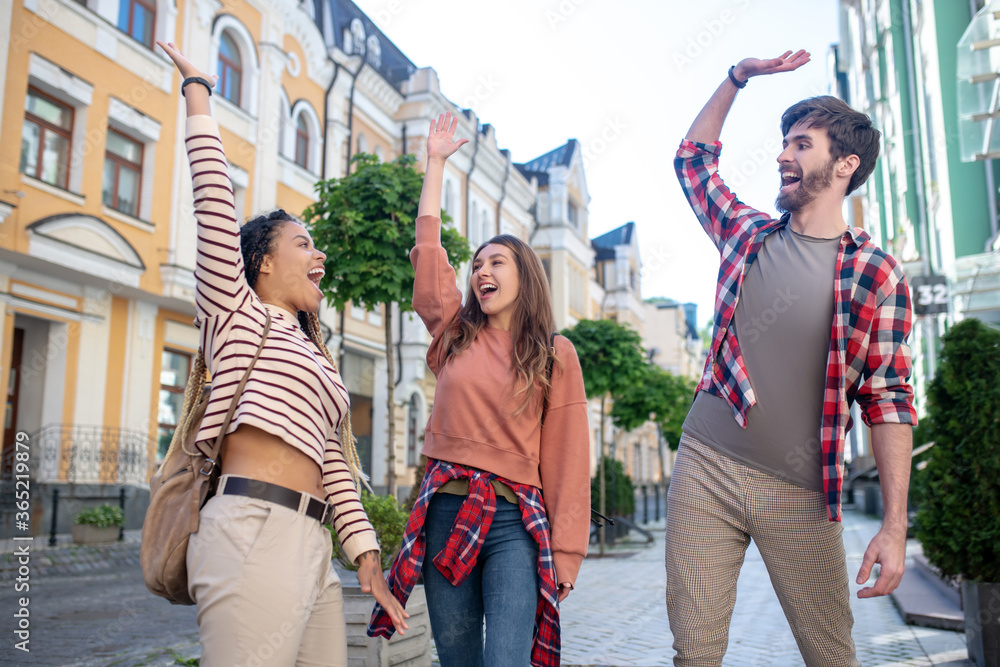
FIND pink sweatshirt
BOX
[410,215,591,585]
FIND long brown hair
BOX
[163,213,368,490]
[436,234,559,417]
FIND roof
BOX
[514,139,578,186]
[318,0,418,91]
[591,222,636,261]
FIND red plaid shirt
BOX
[368,459,560,667]
[675,139,917,521]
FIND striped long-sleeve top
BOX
[186,115,378,562]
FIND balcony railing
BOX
[1,424,153,485]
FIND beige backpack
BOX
[140,313,270,605]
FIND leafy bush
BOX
[74,504,124,528]
[591,456,635,517]
[329,492,409,571]
[913,318,1000,582]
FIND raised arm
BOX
[411,113,469,368]
[676,51,811,248]
[159,41,252,319]
[685,50,811,143]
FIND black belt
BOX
[218,476,334,525]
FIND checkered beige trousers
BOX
[665,434,860,667]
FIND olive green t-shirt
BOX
[683,226,841,491]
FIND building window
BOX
[157,349,192,460]
[20,88,73,189]
[444,181,453,217]
[567,200,579,227]
[218,31,243,106]
[406,393,420,466]
[295,114,309,169]
[481,211,491,244]
[102,129,143,217]
[117,0,156,47]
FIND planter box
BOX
[962,579,1000,667]
[339,568,432,667]
[71,524,120,545]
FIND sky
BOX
[352,0,842,329]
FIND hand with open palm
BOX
[157,41,217,86]
[734,50,811,82]
[426,112,469,163]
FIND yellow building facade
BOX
[0,0,672,532]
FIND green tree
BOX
[304,153,471,497]
[610,362,697,479]
[591,455,635,517]
[913,318,1000,582]
[561,319,647,554]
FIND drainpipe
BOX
[494,154,510,238]
[345,59,365,175]
[321,56,340,180]
[464,115,481,243]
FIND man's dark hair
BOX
[780,96,880,196]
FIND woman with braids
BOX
[156,42,407,666]
[369,112,591,667]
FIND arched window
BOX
[218,31,242,106]
[295,114,309,169]
[366,35,381,68]
[356,132,367,154]
[444,181,453,217]
[373,145,384,162]
[350,18,366,55]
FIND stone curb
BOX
[0,529,142,581]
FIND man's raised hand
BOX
[426,112,468,163]
[735,50,811,82]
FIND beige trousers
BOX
[187,477,346,667]
[665,434,860,667]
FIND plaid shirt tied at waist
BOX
[675,139,918,521]
[368,458,560,667]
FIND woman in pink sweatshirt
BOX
[369,113,591,667]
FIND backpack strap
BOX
[197,311,272,471]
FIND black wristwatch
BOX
[728,65,747,89]
[181,76,213,97]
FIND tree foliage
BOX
[303,153,471,314]
[611,363,697,450]
[591,456,635,517]
[913,318,1000,582]
[329,492,408,571]
[560,319,648,400]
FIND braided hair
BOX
[162,209,370,491]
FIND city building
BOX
[0,0,678,535]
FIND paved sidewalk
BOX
[559,506,971,666]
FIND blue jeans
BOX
[423,491,539,667]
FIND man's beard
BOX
[775,158,836,214]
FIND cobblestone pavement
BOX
[559,506,972,667]
[0,507,974,667]
[0,530,200,666]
